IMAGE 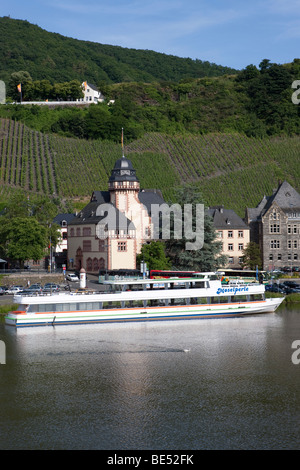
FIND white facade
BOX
[78,81,105,103]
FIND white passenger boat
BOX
[5,273,284,328]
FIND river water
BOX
[0,305,299,450]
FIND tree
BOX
[0,217,47,266]
[1,193,62,257]
[136,241,171,271]
[8,70,32,101]
[241,242,262,269]
[164,184,227,271]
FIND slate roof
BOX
[138,189,165,214]
[208,206,249,229]
[109,156,139,183]
[247,181,300,221]
[53,213,76,226]
[68,199,135,230]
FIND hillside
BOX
[0,16,236,86]
[0,118,299,217]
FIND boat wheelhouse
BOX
[5,273,284,328]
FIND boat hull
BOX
[5,297,285,328]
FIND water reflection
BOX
[0,307,299,450]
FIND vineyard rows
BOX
[0,118,299,216]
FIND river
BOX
[0,305,299,450]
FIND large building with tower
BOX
[67,154,164,273]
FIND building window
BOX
[86,257,92,271]
[228,231,233,238]
[218,231,223,238]
[294,240,298,249]
[83,227,91,236]
[270,224,280,233]
[278,254,282,260]
[270,240,280,249]
[270,211,279,220]
[294,254,299,260]
[70,228,74,237]
[228,243,233,251]
[228,257,234,264]
[293,225,298,234]
[117,242,127,251]
[76,228,81,236]
[83,240,91,252]
[288,225,291,234]
[93,258,99,271]
[238,243,244,251]
[269,254,273,260]
[238,231,244,238]
[288,240,292,249]
[99,258,105,269]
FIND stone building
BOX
[208,206,250,268]
[67,155,164,273]
[245,181,300,271]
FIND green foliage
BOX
[235,59,300,136]
[164,183,227,271]
[241,242,262,269]
[0,216,47,264]
[0,117,299,218]
[136,241,171,271]
[1,60,299,141]
[0,191,63,262]
[0,17,236,86]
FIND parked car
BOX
[21,284,43,294]
[6,286,22,294]
[283,281,300,290]
[0,287,5,295]
[265,284,286,294]
[42,283,60,293]
[282,266,293,273]
[66,273,79,282]
[284,287,300,294]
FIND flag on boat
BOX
[17,83,21,93]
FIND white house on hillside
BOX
[77,81,105,103]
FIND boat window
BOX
[44,304,56,312]
[27,305,37,312]
[192,281,205,288]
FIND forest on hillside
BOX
[0,16,236,85]
[1,58,300,141]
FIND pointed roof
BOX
[246,180,300,221]
[208,206,248,229]
[264,180,300,211]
